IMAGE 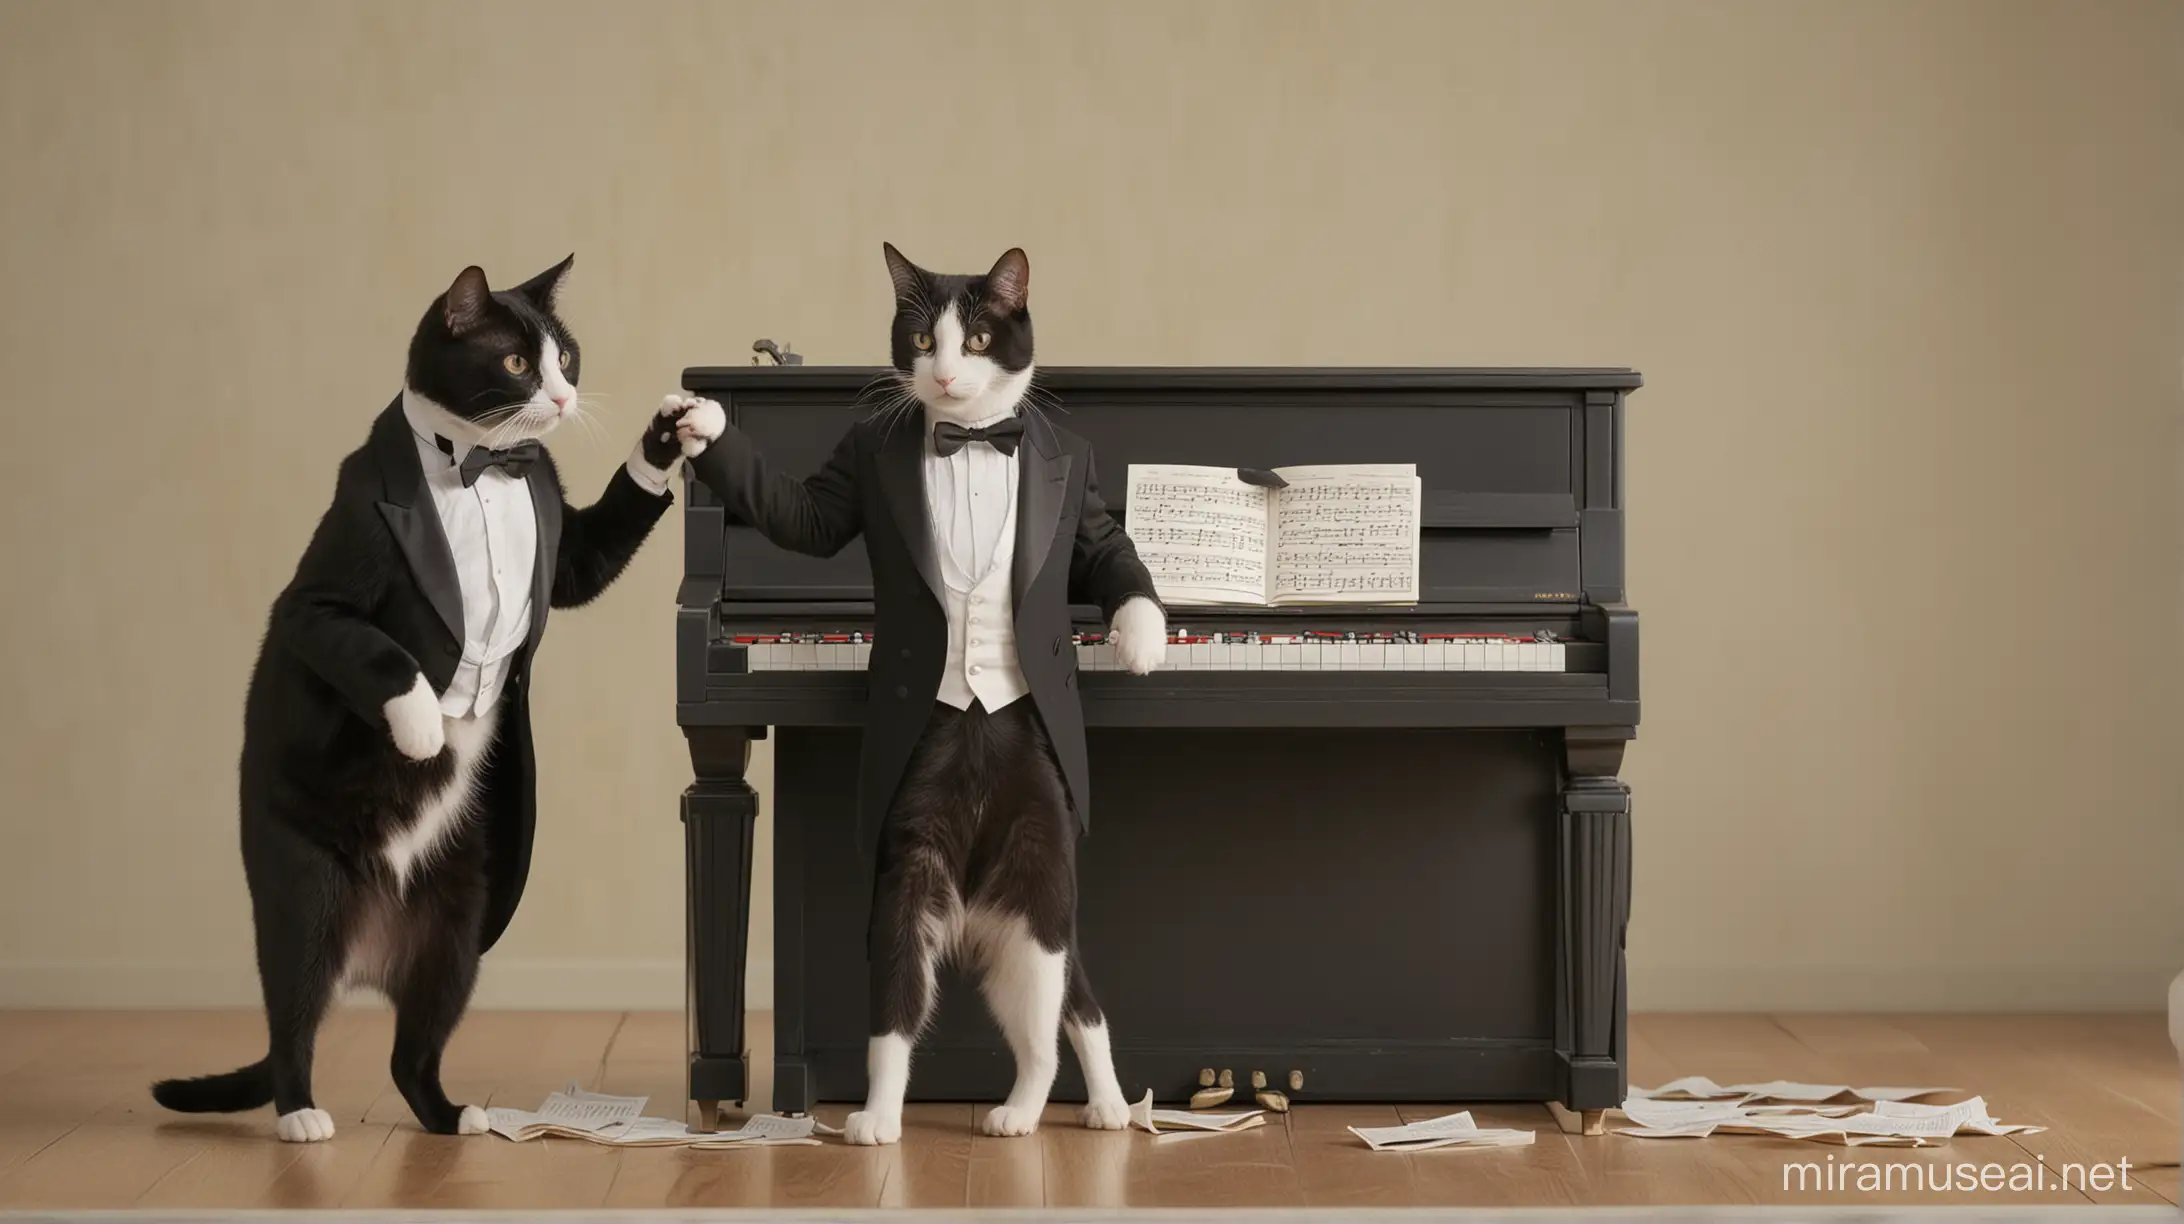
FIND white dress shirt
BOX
[924,409,1030,712]
[402,397,539,718]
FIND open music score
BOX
[1126,463,1423,606]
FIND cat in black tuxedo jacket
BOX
[671,245,1167,1144]
[153,258,685,1142]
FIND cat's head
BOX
[404,256,582,445]
[883,244,1034,425]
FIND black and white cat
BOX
[152,258,687,1142]
[671,244,1166,1144]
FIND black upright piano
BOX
[673,366,1640,1126]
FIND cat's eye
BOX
[911,332,933,352]
[966,332,992,354]
[557,349,571,370]
[503,354,530,376]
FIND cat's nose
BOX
[934,376,955,390]
[551,392,571,409]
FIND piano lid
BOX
[679,366,1638,610]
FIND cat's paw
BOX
[676,396,726,458]
[981,1104,1042,1137]
[383,674,444,760]
[1080,1097,1130,1130]
[275,1107,336,1143]
[844,1110,901,1146]
[457,1105,489,1135]
[1109,596,1167,675]
[638,397,691,472]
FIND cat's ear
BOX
[882,242,923,304]
[515,253,575,312]
[983,248,1029,313]
[444,265,492,335]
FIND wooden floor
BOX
[0,1009,2174,1210]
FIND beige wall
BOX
[1,0,2178,1012]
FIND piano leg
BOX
[683,725,760,1120]
[1557,728,1633,1117]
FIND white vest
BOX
[932,497,1031,712]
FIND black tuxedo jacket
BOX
[685,409,1159,841]
[251,400,671,950]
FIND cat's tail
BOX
[151,1058,273,1113]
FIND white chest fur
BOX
[381,707,498,890]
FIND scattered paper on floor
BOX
[487,1082,828,1148]
[1617,1081,2042,1147]
[1127,1089,1265,1136]
[1629,1077,1959,1104]
[1349,1111,1536,1153]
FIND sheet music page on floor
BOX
[1267,464,1422,605]
[1124,464,1272,605]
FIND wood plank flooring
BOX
[0,1010,2172,1209]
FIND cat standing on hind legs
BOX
[151,256,688,1142]
[672,243,1165,1144]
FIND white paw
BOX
[382,674,444,760]
[1109,596,1167,675]
[981,1104,1042,1137]
[677,397,725,458]
[844,1109,901,1146]
[275,1107,336,1143]
[1080,1097,1130,1130]
[457,1104,489,1135]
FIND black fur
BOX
[151,260,678,1135]
[867,700,1103,1039]
[883,244,1035,376]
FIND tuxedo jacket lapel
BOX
[876,417,945,606]
[1012,411,1071,606]
[369,400,465,647]
[524,471,560,657]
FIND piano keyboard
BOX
[730,631,1566,673]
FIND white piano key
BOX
[1338,642,1359,670]
[1527,642,1547,671]
[761,643,783,672]
[1402,643,1424,670]
[1548,641,1564,671]
[854,643,871,670]
[1458,642,1481,670]
[1191,642,1212,670]
[1356,643,1383,671]
[1077,644,1094,671]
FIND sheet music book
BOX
[1124,463,1422,606]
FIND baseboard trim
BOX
[2,960,2164,1012]
[0,958,775,1011]
[1629,963,2178,1011]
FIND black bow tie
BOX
[441,437,543,487]
[932,417,1026,457]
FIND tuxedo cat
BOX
[152,258,686,1142]
[671,244,1167,1144]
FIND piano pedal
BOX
[1191,1066,1234,1109]
[1251,1070,1290,1112]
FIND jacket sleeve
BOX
[683,418,864,558]
[1067,449,1164,623]
[548,455,675,609]
[269,469,428,727]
